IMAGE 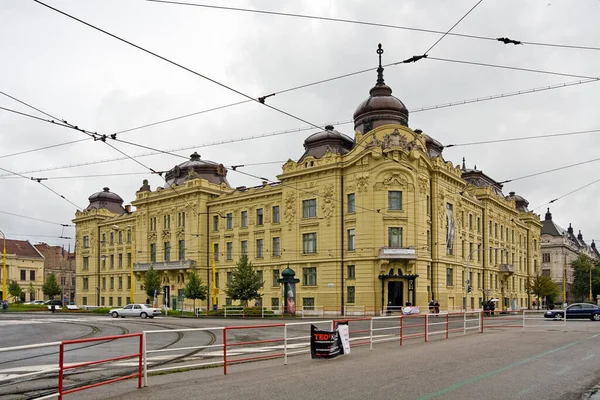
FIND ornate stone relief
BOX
[356,175,370,193]
[374,172,411,191]
[320,184,335,225]
[284,192,296,229]
[418,176,429,194]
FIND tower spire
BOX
[376,43,385,86]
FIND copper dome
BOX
[86,187,126,215]
[300,125,354,161]
[353,44,409,134]
[164,152,229,187]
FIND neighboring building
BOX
[74,46,542,312]
[0,239,44,302]
[34,243,76,304]
[540,208,599,304]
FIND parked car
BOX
[108,304,162,319]
[544,303,600,321]
[44,300,63,306]
[24,300,45,305]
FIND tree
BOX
[526,273,559,308]
[184,270,207,312]
[571,254,596,302]
[42,273,62,300]
[144,265,161,301]
[8,280,23,303]
[225,255,264,306]
[28,282,35,300]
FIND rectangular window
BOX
[109,297,113,307]
[110,277,114,290]
[127,230,131,243]
[118,297,122,307]
[241,211,248,228]
[241,240,248,256]
[347,286,356,303]
[303,267,317,286]
[164,242,171,262]
[118,231,123,244]
[178,212,186,227]
[110,255,114,269]
[102,256,106,269]
[257,271,263,287]
[226,242,233,260]
[388,191,402,210]
[303,297,315,310]
[110,232,114,245]
[102,233,106,244]
[101,297,105,306]
[213,243,219,261]
[118,276,123,290]
[271,297,279,308]
[426,195,430,215]
[506,228,509,241]
[150,243,156,263]
[102,277,106,290]
[347,229,355,251]
[272,206,280,223]
[461,211,465,228]
[494,223,498,238]
[118,253,123,268]
[303,199,317,218]
[256,208,264,225]
[446,268,454,286]
[347,193,355,213]
[469,243,474,260]
[273,269,280,286]
[164,215,171,230]
[227,272,232,284]
[227,213,233,229]
[543,253,550,262]
[83,297,88,305]
[127,276,131,289]
[215,272,219,288]
[272,237,280,257]
[469,214,473,230]
[388,227,402,248]
[127,253,132,268]
[83,257,89,270]
[178,240,185,261]
[302,233,317,254]
[213,215,219,231]
[477,217,481,233]
[83,235,89,248]
[347,265,355,279]
[461,240,465,259]
[256,239,264,258]
[83,278,89,290]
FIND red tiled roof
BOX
[4,239,44,259]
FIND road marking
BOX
[417,333,600,400]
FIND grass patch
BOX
[2,304,47,312]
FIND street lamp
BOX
[464,247,479,311]
[0,230,6,301]
[198,212,227,311]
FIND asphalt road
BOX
[1,312,598,399]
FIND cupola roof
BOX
[164,152,229,188]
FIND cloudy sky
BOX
[1,0,600,250]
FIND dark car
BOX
[544,303,600,321]
[44,300,63,306]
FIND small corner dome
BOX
[164,152,230,188]
[300,125,354,161]
[86,187,126,215]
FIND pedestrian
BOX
[488,300,495,316]
[1,300,7,312]
[434,300,440,315]
[429,300,435,314]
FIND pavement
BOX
[79,323,600,400]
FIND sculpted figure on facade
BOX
[356,175,370,193]
[418,176,429,194]
[382,129,408,149]
[321,184,335,225]
[284,192,296,229]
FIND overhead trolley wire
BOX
[144,0,600,52]
[0,210,74,227]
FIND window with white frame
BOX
[347,229,355,251]
[302,199,317,218]
[388,227,402,247]
[302,233,317,254]
[303,267,317,286]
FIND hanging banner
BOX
[310,325,342,359]
[284,282,296,314]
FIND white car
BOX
[108,304,162,319]
[24,300,46,305]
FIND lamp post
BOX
[590,261,593,302]
[198,212,226,311]
[0,230,6,301]
[464,247,479,311]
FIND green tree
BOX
[184,270,208,312]
[8,280,23,303]
[571,254,596,302]
[28,282,35,300]
[526,273,559,308]
[144,265,161,301]
[225,255,263,306]
[42,273,62,299]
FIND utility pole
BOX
[1,230,6,301]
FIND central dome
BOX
[353,44,409,134]
[164,152,229,188]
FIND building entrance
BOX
[387,281,404,307]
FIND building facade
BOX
[34,243,76,304]
[74,47,542,312]
[0,239,45,302]
[540,208,599,304]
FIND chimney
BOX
[568,223,573,234]
[578,230,583,240]
[125,205,131,213]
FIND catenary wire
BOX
[0,210,74,227]
[531,177,600,211]
[144,0,600,52]
[34,0,325,132]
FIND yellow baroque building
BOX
[74,50,541,313]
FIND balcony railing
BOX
[378,247,417,260]
[499,263,515,274]
[133,259,196,272]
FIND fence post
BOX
[399,316,403,347]
[58,342,64,400]
[137,334,143,388]
[223,327,227,375]
[481,310,485,333]
[143,331,148,387]
[425,314,429,342]
[369,318,373,351]
[522,310,526,333]
[284,324,288,365]
[463,311,467,334]
[445,313,449,339]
